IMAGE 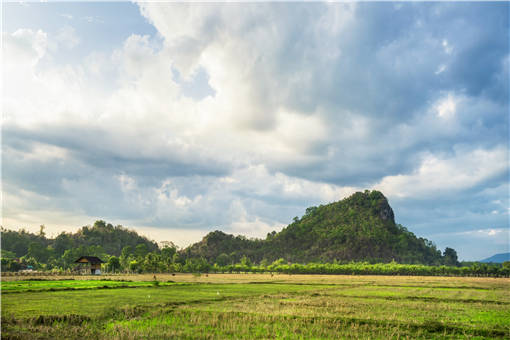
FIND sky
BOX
[2,1,509,261]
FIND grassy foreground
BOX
[2,274,509,339]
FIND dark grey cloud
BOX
[3,123,229,179]
[2,123,231,223]
[268,2,508,186]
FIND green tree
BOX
[443,247,459,266]
[135,244,149,258]
[2,258,21,272]
[87,245,106,259]
[197,257,211,273]
[216,253,231,266]
[183,258,196,272]
[93,220,107,229]
[27,242,50,263]
[121,245,133,258]
[161,245,177,261]
[54,233,74,256]
[172,252,184,265]
[240,255,252,267]
[107,256,121,273]
[11,241,28,258]
[143,252,161,273]
[272,258,286,266]
[39,225,46,237]
[161,245,176,271]
[62,249,79,269]
[120,246,133,271]
[1,250,16,259]
[129,260,140,273]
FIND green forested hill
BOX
[183,191,448,265]
[1,221,159,262]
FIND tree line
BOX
[3,247,509,277]
[0,221,507,277]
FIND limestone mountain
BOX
[183,190,446,265]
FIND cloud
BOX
[55,25,79,49]
[435,93,458,119]
[2,2,508,261]
[3,28,47,67]
[375,146,508,199]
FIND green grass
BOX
[2,283,325,318]
[2,275,509,339]
[0,279,180,293]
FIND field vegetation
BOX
[2,274,509,339]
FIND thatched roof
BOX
[74,256,104,264]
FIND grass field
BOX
[2,274,509,339]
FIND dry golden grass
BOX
[3,272,510,287]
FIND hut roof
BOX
[74,256,105,264]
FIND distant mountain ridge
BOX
[183,190,454,265]
[480,253,510,263]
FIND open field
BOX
[2,274,509,339]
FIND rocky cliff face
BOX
[378,199,394,223]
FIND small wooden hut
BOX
[74,256,104,275]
